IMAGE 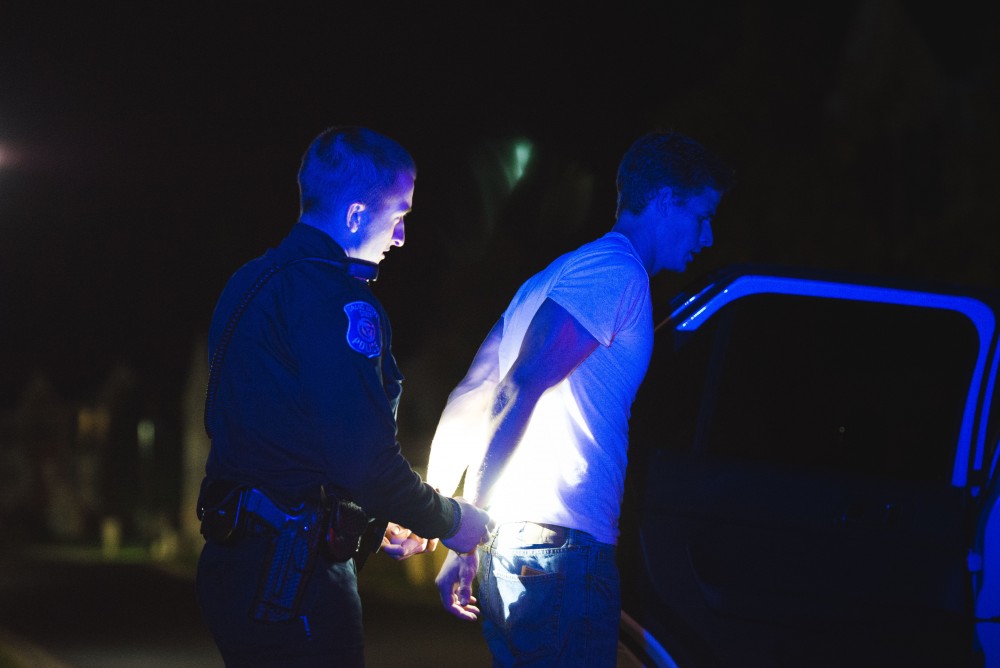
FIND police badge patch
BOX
[344,301,381,358]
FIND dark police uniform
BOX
[196,222,458,667]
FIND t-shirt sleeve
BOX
[547,247,649,346]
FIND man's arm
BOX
[435,299,598,619]
[425,319,504,496]
[466,297,599,509]
[381,320,503,560]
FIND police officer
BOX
[196,126,491,667]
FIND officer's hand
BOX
[441,497,493,555]
[381,522,438,560]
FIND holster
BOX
[251,497,322,623]
[196,479,389,621]
[198,479,322,622]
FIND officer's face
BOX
[357,171,414,264]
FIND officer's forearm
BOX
[355,448,459,540]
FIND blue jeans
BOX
[477,522,620,667]
[197,534,364,667]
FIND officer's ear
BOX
[346,202,367,234]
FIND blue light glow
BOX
[664,283,716,331]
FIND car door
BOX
[622,274,997,667]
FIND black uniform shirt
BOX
[204,222,455,538]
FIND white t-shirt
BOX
[488,232,653,544]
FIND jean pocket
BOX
[482,554,566,662]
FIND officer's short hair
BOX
[299,127,416,217]
[616,131,734,218]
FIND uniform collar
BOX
[282,222,351,261]
[278,223,379,282]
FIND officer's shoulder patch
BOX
[343,301,381,358]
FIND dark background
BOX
[1,2,998,470]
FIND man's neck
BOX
[611,215,655,275]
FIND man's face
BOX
[356,171,414,264]
[655,187,721,273]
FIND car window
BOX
[632,293,978,484]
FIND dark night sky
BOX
[1,2,998,439]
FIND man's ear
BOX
[346,202,366,234]
[654,187,674,217]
